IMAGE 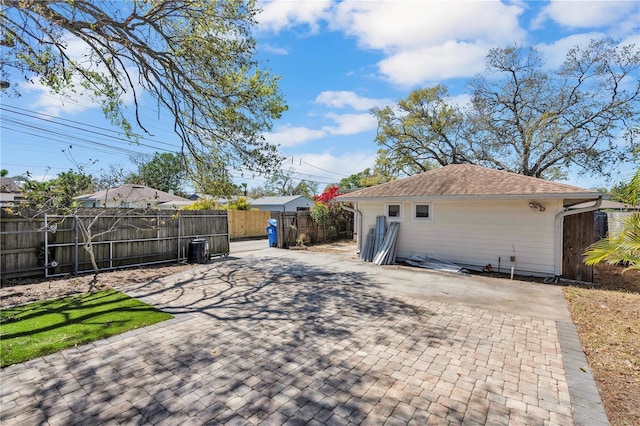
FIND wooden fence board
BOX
[227,210,271,239]
[1,208,229,280]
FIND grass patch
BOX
[0,289,172,368]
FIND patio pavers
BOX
[0,252,608,425]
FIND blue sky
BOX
[1,0,639,192]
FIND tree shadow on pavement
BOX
[22,256,470,424]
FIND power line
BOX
[1,105,180,152]
[301,160,350,177]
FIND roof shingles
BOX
[337,164,600,199]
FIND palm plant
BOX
[584,168,640,271]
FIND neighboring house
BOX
[0,177,24,205]
[250,195,314,212]
[337,164,603,281]
[74,184,191,209]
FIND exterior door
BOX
[562,211,595,281]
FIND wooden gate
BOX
[562,211,594,281]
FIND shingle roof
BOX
[0,177,21,193]
[250,195,312,205]
[337,164,601,200]
[75,184,189,203]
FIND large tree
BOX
[190,157,240,198]
[23,170,94,208]
[2,0,287,173]
[372,39,639,179]
[128,152,188,195]
[371,85,470,177]
[263,169,318,198]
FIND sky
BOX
[1,0,639,194]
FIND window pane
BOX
[388,204,400,217]
[416,204,429,218]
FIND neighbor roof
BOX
[75,184,189,204]
[337,164,602,200]
[250,195,312,205]
[0,177,21,194]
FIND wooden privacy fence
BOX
[227,210,272,240]
[273,210,353,249]
[1,208,229,280]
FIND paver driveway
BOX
[1,249,607,425]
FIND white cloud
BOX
[265,111,376,147]
[536,0,639,29]
[536,32,606,69]
[264,125,325,147]
[289,151,378,184]
[331,1,526,51]
[23,36,137,116]
[314,91,390,110]
[323,112,377,135]
[262,43,288,55]
[258,1,528,85]
[257,0,332,33]
[378,41,489,86]
[446,93,472,109]
[328,1,526,85]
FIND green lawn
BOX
[0,290,172,368]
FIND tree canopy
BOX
[23,170,94,209]
[2,0,287,174]
[372,39,639,179]
[128,152,187,196]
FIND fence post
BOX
[44,213,49,278]
[74,215,79,276]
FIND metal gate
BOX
[0,209,229,279]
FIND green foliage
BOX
[264,169,318,198]
[310,202,330,227]
[3,0,287,174]
[181,198,221,211]
[339,163,396,189]
[372,39,640,179]
[0,290,172,367]
[225,197,252,210]
[22,170,94,209]
[371,85,468,177]
[190,156,240,198]
[584,167,640,271]
[128,153,187,195]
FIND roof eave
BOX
[337,192,602,202]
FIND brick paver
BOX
[0,253,607,424]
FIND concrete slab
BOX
[0,249,608,425]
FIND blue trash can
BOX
[266,219,277,247]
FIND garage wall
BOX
[357,198,562,276]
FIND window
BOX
[386,203,402,221]
[413,203,432,221]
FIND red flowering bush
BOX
[313,185,340,204]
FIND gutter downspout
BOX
[554,197,602,277]
[341,203,362,253]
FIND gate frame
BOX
[43,211,229,278]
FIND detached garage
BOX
[337,164,603,281]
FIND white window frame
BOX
[386,203,403,221]
[412,203,433,221]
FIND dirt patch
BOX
[0,263,194,309]
[563,264,640,426]
[564,284,640,426]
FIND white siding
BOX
[358,198,563,276]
